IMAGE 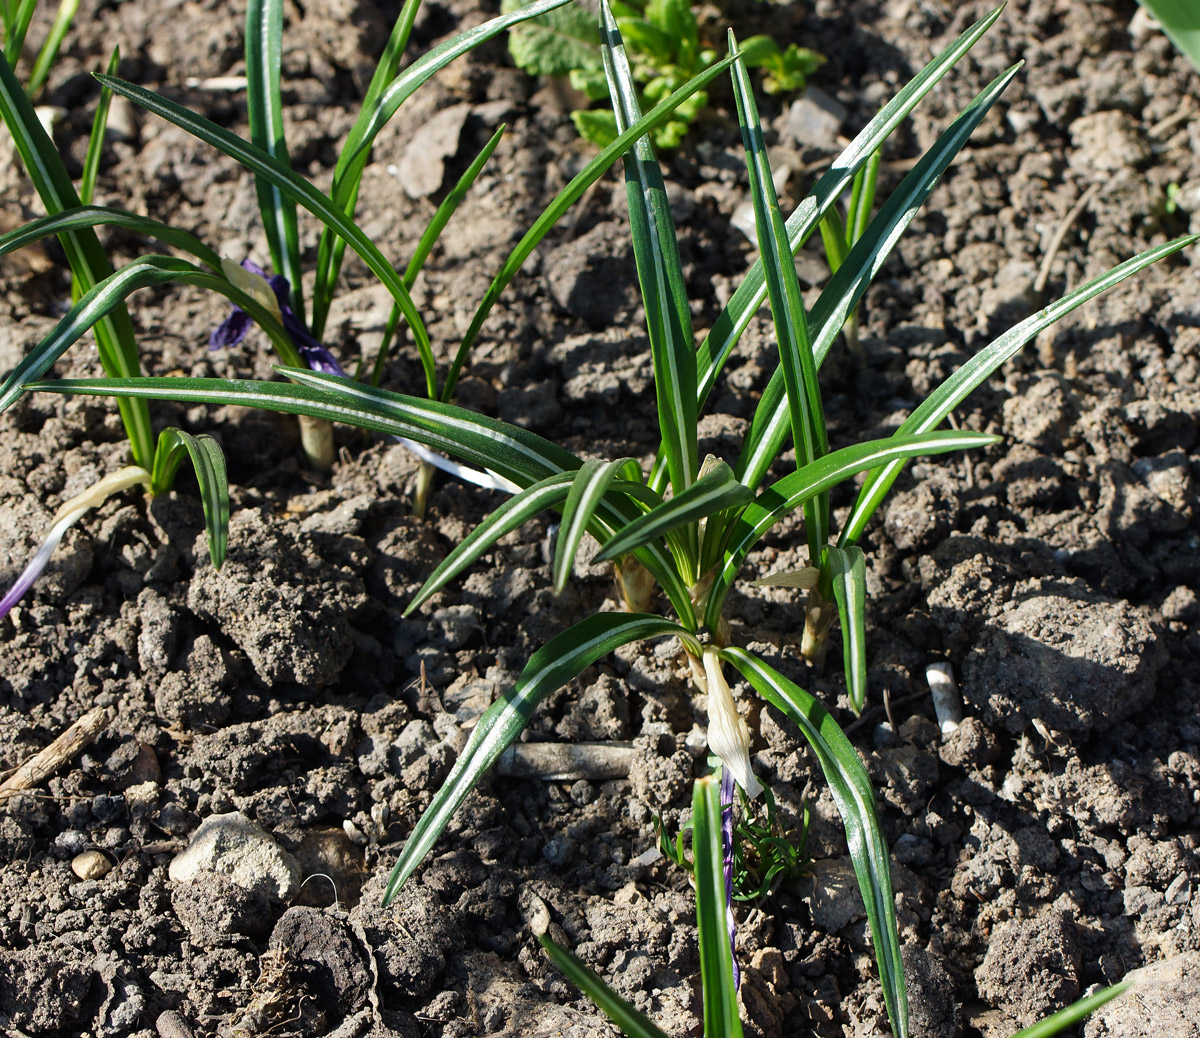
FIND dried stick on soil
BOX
[1034,180,1104,296]
[0,706,109,804]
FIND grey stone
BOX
[1084,952,1200,1038]
[169,811,301,902]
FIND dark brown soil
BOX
[2,1,1199,1037]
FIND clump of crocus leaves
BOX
[5,3,1197,1036]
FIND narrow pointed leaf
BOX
[736,61,1022,491]
[603,0,697,500]
[25,0,81,99]
[553,458,637,592]
[839,232,1200,546]
[1010,982,1130,1038]
[722,648,907,1038]
[594,460,752,566]
[0,206,222,270]
[826,545,867,713]
[730,33,829,558]
[692,4,1006,407]
[694,775,744,1038]
[80,47,120,205]
[151,428,229,568]
[705,430,998,629]
[246,0,302,314]
[26,371,698,627]
[539,936,672,1038]
[0,50,153,467]
[93,73,437,397]
[444,50,737,401]
[410,473,574,614]
[381,614,700,904]
[0,256,301,417]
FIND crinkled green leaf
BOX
[503,0,602,76]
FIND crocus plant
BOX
[5,4,1197,1035]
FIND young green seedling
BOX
[11,6,1197,1035]
[504,0,822,148]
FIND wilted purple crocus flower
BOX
[211,259,344,376]
[721,764,741,990]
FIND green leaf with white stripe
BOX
[0,206,223,271]
[736,61,1022,491]
[26,370,697,626]
[692,4,1005,410]
[311,0,420,337]
[553,458,640,592]
[246,0,302,314]
[694,774,744,1038]
[381,613,700,905]
[0,256,302,417]
[730,32,829,559]
[838,231,1200,548]
[704,430,998,630]
[93,73,437,397]
[444,50,737,402]
[315,0,574,335]
[80,47,120,205]
[538,936,671,1038]
[0,49,153,468]
[593,460,752,576]
[409,473,574,614]
[721,647,906,1038]
[826,545,867,713]
[601,0,698,503]
[151,428,229,566]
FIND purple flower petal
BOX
[209,308,253,350]
[721,765,741,990]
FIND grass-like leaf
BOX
[538,936,671,1038]
[246,0,302,314]
[826,545,867,713]
[1009,981,1130,1038]
[729,31,829,559]
[838,231,1200,547]
[79,47,119,206]
[0,205,223,270]
[381,613,700,905]
[602,0,698,500]
[409,473,574,614]
[93,72,437,397]
[736,61,1022,491]
[692,4,1005,408]
[443,49,738,401]
[151,428,229,565]
[693,774,744,1038]
[1138,1,1200,70]
[593,460,752,574]
[25,0,80,98]
[705,430,998,629]
[0,256,300,417]
[24,370,698,626]
[0,49,153,467]
[553,457,640,592]
[722,647,906,1038]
